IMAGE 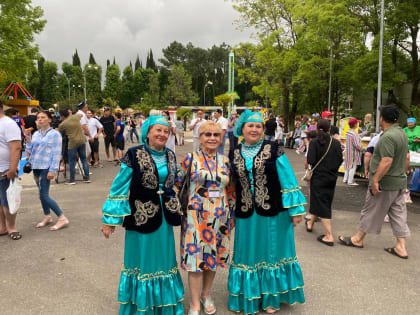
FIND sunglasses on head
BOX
[201,132,221,137]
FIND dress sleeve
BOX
[276,154,306,216]
[102,162,133,225]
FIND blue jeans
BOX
[68,144,90,182]
[265,135,275,141]
[228,131,238,152]
[130,128,139,143]
[33,169,63,217]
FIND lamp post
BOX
[376,0,385,133]
[83,64,99,104]
[203,81,213,106]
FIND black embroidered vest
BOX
[230,140,285,218]
[122,145,181,233]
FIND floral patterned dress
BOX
[178,151,235,272]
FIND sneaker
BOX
[83,177,91,183]
[295,150,301,155]
[384,214,390,223]
[65,181,76,185]
[348,182,359,186]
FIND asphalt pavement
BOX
[1,132,419,315]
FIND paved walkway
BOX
[1,133,419,314]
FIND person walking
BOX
[99,108,118,162]
[102,115,184,314]
[129,116,140,143]
[338,105,411,259]
[227,111,238,152]
[175,116,185,146]
[228,110,306,314]
[58,109,91,184]
[86,110,103,167]
[189,111,205,152]
[178,121,234,315]
[25,111,69,231]
[343,118,365,186]
[114,112,125,162]
[214,109,228,154]
[0,101,22,240]
[305,119,343,246]
[264,113,277,142]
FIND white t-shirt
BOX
[166,121,176,152]
[0,116,22,172]
[88,118,103,138]
[190,118,205,138]
[76,110,88,126]
[216,116,228,130]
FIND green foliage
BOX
[120,65,135,108]
[135,54,142,71]
[72,49,81,68]
[166,65,198,107]
[84,63,101,106]
[0,0,46,86]
[88,53,96,65]
[146,49,157,72]
[103,64,121,101]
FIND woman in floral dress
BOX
[178,121,235,315]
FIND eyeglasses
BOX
[201,132,221,137]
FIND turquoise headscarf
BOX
[407,117,416,124]
[141,115,169,144]
[234,110,264,137]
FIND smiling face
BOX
[86,110,93,119]
[242,122,264,145]
[408,121,416,128]
[199,121,222,153]
[147,124,169,149]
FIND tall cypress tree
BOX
[89,53,96,64]
[113,57,116,65]
[129,61,133,70]
[72,49,81,68]
[135,54,141,71]
[146,49,157,72]
[106,59,110,68]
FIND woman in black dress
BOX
[306,119,343,246]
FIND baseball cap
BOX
[348,118,358,126]
[48,108,55,112]
[321,111,333,119]
[77,101,86,109]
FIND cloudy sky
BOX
[32,0,253,71]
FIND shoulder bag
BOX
[303,137,333,182]
[179,153,194,214]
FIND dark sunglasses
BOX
[201,132,221,137]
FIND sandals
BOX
[384,247,408,259]
[188,310,200,315]
[200,296,216,315]
[305,220,313,232]
[36,216,52,228]
[317,234,334,246]
[50,218,69,231]
[9,231,22,240]
[338,236,363,248]
[265,307,278,314]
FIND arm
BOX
[48,132,62,177]
[221,129,226,140]
[5,141,21,180]
[406,152,410,174]
[189,119,198,131]
[371,157,393,195]
[114,125,121,138]
[352,133,364,152]
[96,128,103,138]
[364,151,372,178]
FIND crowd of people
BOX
[0,99,417,314]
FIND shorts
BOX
[116,139,125,151]
[0,177,10,208]
[89,138,99,153]
[104,134,116,148]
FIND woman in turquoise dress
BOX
[228,110,306,314]
[102,115,184,315]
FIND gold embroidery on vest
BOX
[233,149,252,212]
[165,197,181,214]
[254,144,271,210]
[165,150,176,189]
[134,200,159,225]
[136,147,158,189]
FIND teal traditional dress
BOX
[102,146,184,315]
[228,139,306,314]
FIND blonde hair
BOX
[198,121,222,136]
[365,113,372,122]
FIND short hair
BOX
[31,107,39,113]
[379,105,399,123]
[11,109,19,115]
[365,113,372,121]
[87,109,94,114]
[59,109,70,118]
[115,112,122,119]
[37,110,53,120]
[198,121,222,137]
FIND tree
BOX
[106,59,110,68]
[72,49,81,68]
[0,0,46,86]
[120,65,135,108]
[135,54,142,71]
[214,94,232,114]
[165,64,198,107]
[133,67,154,103]
[146,49,157,72]
[103,64,121,101]
[84,63,102,106]
[89,53,97,65]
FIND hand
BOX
[4,169,17,180]
[364,169,369,179]
[46,172,55,180]
[371,181,381,196]
[229,218,236,230]
[94,134,99,139]
[102,224,115,239]
[89,137,94,142]
[292,215,303,227]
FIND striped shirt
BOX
[26,127,62,172]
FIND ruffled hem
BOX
[281,188,306,209]
[103,198,131,217]
[118,266,184,315]
[228,260,305,314]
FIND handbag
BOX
[179,153,193,213]
[303,137,333,182]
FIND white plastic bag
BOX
[7,179,22,215]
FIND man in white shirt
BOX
[86,110,104,166]
[189,110,205,152]
[76,101,93,143]
[214,109,228,154]
[0,101,22,240]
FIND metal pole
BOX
[83,71,87,104]
[203,83,207,106]
[328,47,333,111]
[376,0,385,133]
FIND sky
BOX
[32,0,253,71]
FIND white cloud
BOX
[32,0,253,71]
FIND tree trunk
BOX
[282,79,290,132]
[410,27,419,107]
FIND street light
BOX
[376,0,385,133]
[83,64,99,104]
[63,74,71,105]
[203,81,213,106]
